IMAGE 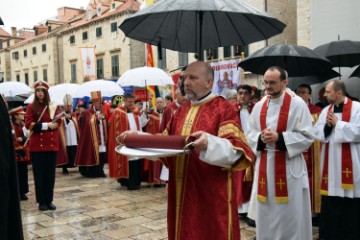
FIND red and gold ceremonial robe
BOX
[108,106,140,179]
[304,102,322,213]
[143,110,163,183]
[57,113,80,166]
[75,108,107,166]
[164,95,253,240]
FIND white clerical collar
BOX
[191,93,215,105]
[175,101,181,107]
[269,90,285,104]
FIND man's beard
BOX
[185,90,197,101]
[269,89,282,97]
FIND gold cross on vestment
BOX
[323,175,328,184]
[343,168,352,178]
[259,178,265,189]
[276,178,285,190]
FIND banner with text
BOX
[80,47,96,80]
[210,58,242,97]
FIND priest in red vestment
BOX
[142,97,165,184]
[75,91,107,178]
[296,84,322,218]
[56,95,80,174]
[121,61,254,240]
[108,93,143,190]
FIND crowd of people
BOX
[2,60,360,240]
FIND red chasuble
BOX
[164,96,254,240]
[160,101,180,132]
[108,106,140,179]
[57,113,80,166]
[143,111,163,183]
[74,108,107,166]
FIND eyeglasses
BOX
[262,80,280,86]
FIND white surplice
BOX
[246,91,314,240]
[313,97,360,198]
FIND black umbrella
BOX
[119,0,286,54]
[313,40,360,67]
[287,69,340,90]
[238,44,335,77]
[350,65,360,78]
[313,40,360,79]
[0,17,4,26]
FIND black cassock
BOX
[0,96,24,240]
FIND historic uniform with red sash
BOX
[163,94,253,240]
[314,97,360,239]
[25,80,61,210]
[108,105,142,189]
[9,106,30,200]
[247,91,314,240]
[75,91,107,178]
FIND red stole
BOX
[258,92,291,203]
[108,106,140,179]
[321,99,354,195]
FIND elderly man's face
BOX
[183,62,213,101]
[155,98,164,111]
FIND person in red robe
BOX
[75,91,107,178]
[122,61,254,240]
[160,89,187,132]
[25,80,61,211]
[231,84,256,227]
[296,83,322,224]
[9,106,30,201]
[108,93,143,190]
[142,97,165,185]
[56,95,80,174]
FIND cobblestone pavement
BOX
[21,166,319,239]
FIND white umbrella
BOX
[24,83,80,105]
[75,80,124,98]
[49,83,80,104]
[117,66,174,87]
[0,81,32,97]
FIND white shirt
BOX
[64,117,77,146]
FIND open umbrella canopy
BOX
[350,65,360,78]
[119,0,286,53]
[117,66,174,87]
[313,40,360,67]
[0,81,32,97]
[24,83,80,105]
[238,44,335,77]
[287,69,340,90]
[75,80,124,98]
